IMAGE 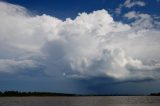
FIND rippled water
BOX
[0,96,160,106]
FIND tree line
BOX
[150,92,160,96]
[0,91,160,96]
[0,91,76,96]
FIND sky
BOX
[0,0,160,95]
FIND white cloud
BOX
[115,0,146,14]
[124,11,154,30]
[0,59,44,73]
[0,2,160,81]
[124,11,151,19]
[157,0,160,2]
[124,0,145,8]
[124,11,138,19]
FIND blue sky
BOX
[2,0,121,19]
[3,0,160,20]
[0,0,160,95]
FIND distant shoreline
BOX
[0,91,76,97]
[0,91,160,97]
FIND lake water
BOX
[0,96,160,106]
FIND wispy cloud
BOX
[157,0,160,2]
[115,0,146,14]
[124,0,145,8]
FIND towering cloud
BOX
[0,1,160,84]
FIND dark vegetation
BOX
[0,91,76,97]
[0,91,140,96]
[150,92,160,96]
[0,91,160,96]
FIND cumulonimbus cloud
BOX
[0,2,160,81]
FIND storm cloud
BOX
[0,1,160,93]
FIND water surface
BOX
[0,96,160,106]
